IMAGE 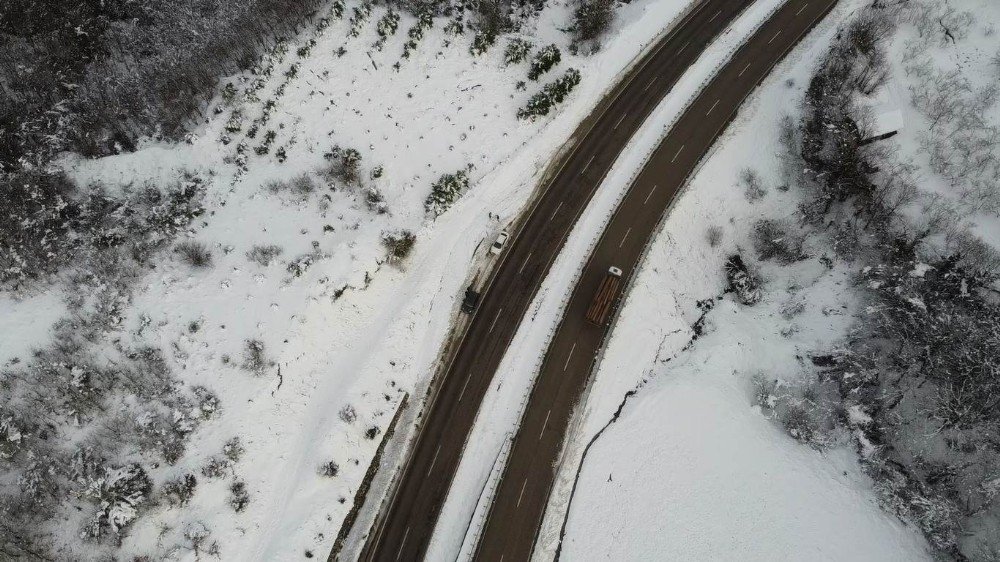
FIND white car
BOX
[490,231,510,255]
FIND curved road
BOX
[352,0,836,560]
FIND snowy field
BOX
[555,0,943,559]
[0,0,707,558]
[555,0,1000,559]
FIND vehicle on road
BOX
[461,286,481,314]
[585,266,623,325]
[489,231,510,255]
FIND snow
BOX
[2,0,763,558]
[547,0,934,559]
[0,288,64,368]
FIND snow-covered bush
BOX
[425,169,471,217]
[319,461,340,477]
[724,255,762,306]
[504,38,533,65]
[322,145,364,185]
[80,464,152,540]
[240,339,272,377]
[752,219,807,264]
[739,167,767,202]
[223,436,245,463]
[705,225,723,248]
[201,456,231,480]
[528,44,561,80]
[572,0,615,47]
[517,68,582,120]
[374,9,401,50]
[382,230,418,262]
[162,473,198,508]
[229,480,250,512]
[247,244,284,267]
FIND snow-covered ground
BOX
[552,0,942,559]
[0,0,729,558]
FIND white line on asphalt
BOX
[769,30,781,44]
[619,227,631,248]
[644,184,658,205]
[517,478,529,507]
[489,309,503,333]
[426,445,441,476]
[564,342,577,371]
[706,99,720,115]
[458,373,471,402]
[796,3,809,16]
[581,154,596,173]
[643,77,657,92]
[396,527,410,561]
[709,9,721,22]
[678,41,691,54]
[739,62,752,76]
[540,410,551,439]
[613,113,627,130]
[549,201,564,221]
[518,252,533,274]
[671,145,684,163]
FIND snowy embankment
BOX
[0,0,728,559]
[554,0,936,560]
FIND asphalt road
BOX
[354,0,836,560]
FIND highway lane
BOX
[474,0,839,560]
[351,1,754,560]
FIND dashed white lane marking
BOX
[643,77,657,91]
[644,184,658,205]
[426,445,441,476]
[619,227,632,248]
[540,409,552,440]
[581,154,596,173]
[769,30,781,44]
[796,3,809,16]
[458,373,471,402]
[613,113,627,130]
[671,144,685,163]
[519,252,533,274]
[396,527,410,561]
[549,201,564,221]
[739,62,752,76]
[516,478,529,507]
[706,99,720,115]
[709,9,722,22]
[489,309,503,333]
[678,40,691,54]
[563,342,577,371]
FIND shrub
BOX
[223,437,245,463]
[382,231,417,262]
[365,426,380,440]
[319,461,339,477]
[706,225,723,247]
[241,339,271,376]
[339,404,357,424]
[504,38,533,65]
[573,0,615,45]
[162,474,198,508]
[528,44,561,81]
[724,255,762,305]
[247,244,283,266]
[201,456,230,479]
[425,169,471,217]
[739,168,767,202]
[176,241,213,268]
[229,480,250,512]
[752,219,807,264]
[517,68,582,120]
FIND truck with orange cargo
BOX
[585,266,623,325]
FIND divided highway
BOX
[352,0,837,560]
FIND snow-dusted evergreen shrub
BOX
[402,12,434,59]
[528,44,561,80]
[240,339,272,377]
[348,2,373,37]
[724,255,762,306]
[229,480,250,512]
[339,404,357,424]
[374,9,401,50]
[323,146,364,185]
[80,464,152,540]
[504,38,533,65]
[162,474,198,508]
[201,456,231,480]
[223,437,245,463]
[424,169,471,217]
[382,230,418,262]
[319,461,340,477]
[572,0,615,45]
[517,68,582,120]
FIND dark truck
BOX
[585,266,623,325]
